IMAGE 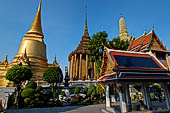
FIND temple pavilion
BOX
[0,0,59,87]
[68,7,97,86]
[98,16,170,113]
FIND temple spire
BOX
[119,15,129,41]
[27,0,43,36]
[53,55,57,64]
[83,5,89,37]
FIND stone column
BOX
[86,54,88,80]
[75,56,79,80]
[141,82,152,110]
[106,84,111,108]
[118,83,127,113]
[162,82,170,109]
[69,56,74,80]
[124,83,132,112]
[93,61,97,80]
[79,54,82,80]
[73,54,77,79]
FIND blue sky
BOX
[0,0,170,75]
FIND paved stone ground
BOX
[6,104,105,113]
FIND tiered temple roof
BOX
[128,28,166,52]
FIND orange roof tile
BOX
[131,36,144,48]
[143,34,151,45]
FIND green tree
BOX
[109,37,129,50]
[86,31,108,75]
[43,67,63,98]
[5,65,33,108]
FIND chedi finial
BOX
[27,0,43,36]
[83,5,89,37]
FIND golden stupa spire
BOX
[83,5,89,37]
[53,55,57,64]
[27,0,43,36]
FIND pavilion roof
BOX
[98,48,170,83]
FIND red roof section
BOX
[143,34,151,45]
[131,36,144,48]
[131,33,152,49]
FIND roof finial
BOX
[27,0,43,36]
[129,33,132,41]
[83,5,89,37]
[120,13,123,17]
[132,32,135,41]
[2,54,8,65]
[53,55,57,64]
[152,24,154,30]
[144,26,147,35]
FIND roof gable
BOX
[129,30,165,51]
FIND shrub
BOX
[21,88,34,98]
[88,85,96,95]
[74,87,81,95]
[83,87,88,94]
[24,98,31,105]
[26,82,37,89]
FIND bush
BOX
[35,86,43,92]
[26,82,37,89]
[88,85,96,95]
[83,87,88,94]
[74,87,81,95]
[92,91,97,97]
[21,88,34,98]
[24,98,31,104]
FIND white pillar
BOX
[106,84,111,108]
[118,83,127,113]
[141,82,152,110]
[125,83,132,112]
[162,82,170,109]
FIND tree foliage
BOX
[6,65,33,85]
[43,67,63,99]
[5,65,33,108]
[86,31,108,62]
[86,31,129,75]
[109,37,129,50]
[43,67,63,85]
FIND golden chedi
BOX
[12,0,48,86]
[0,0,58,87]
